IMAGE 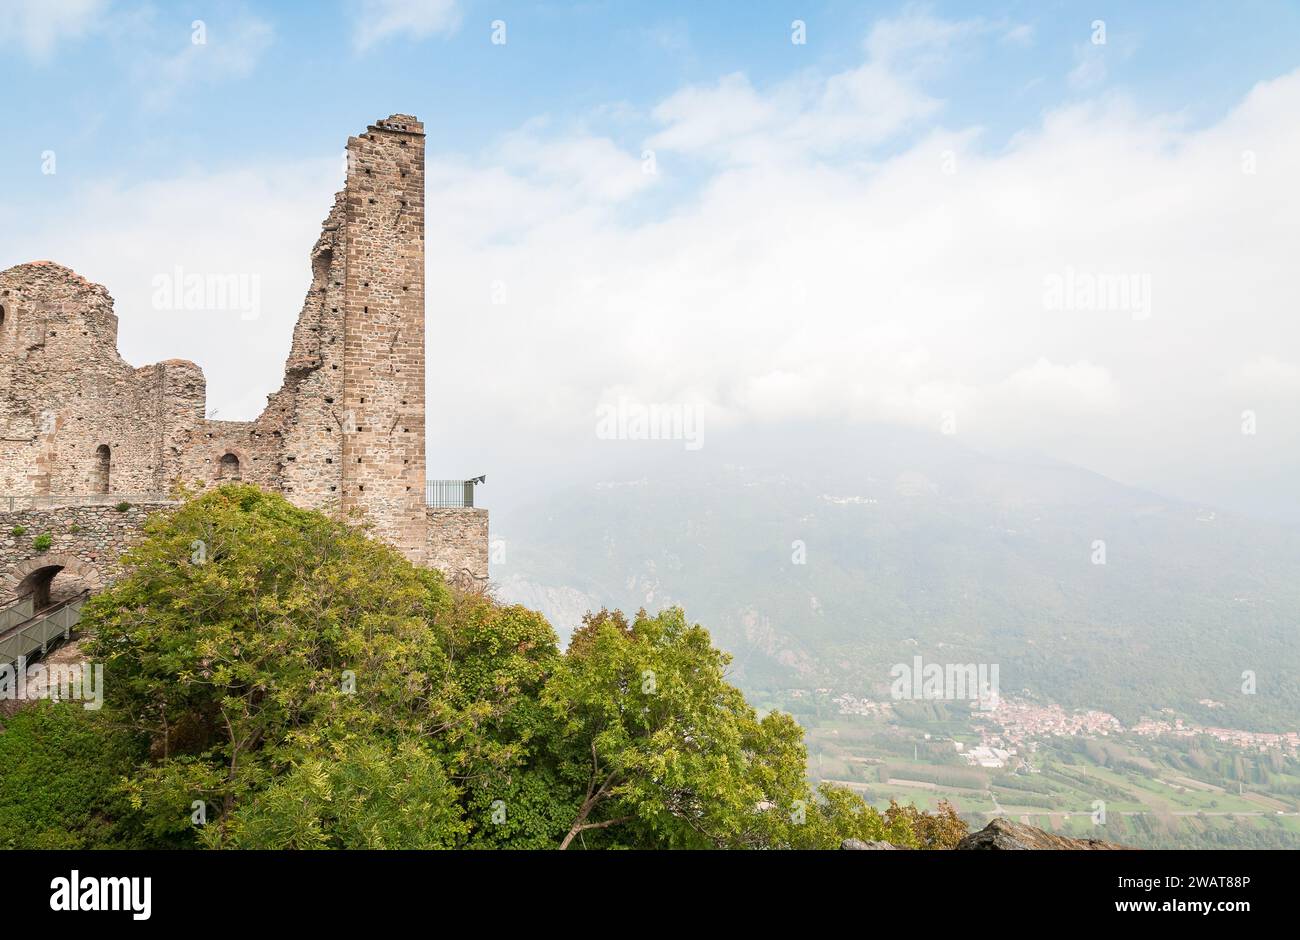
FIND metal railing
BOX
[0,492,173,512]
[425,477,485,508]
[0,591,89,666]
[0,596,36,634]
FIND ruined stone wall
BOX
[0,114,486,585]
[425,507,489,587]
[259,191,348,510]
[0,264,183,499]
[0,501,174,604]
[340,116,428,565]
[0,267,283,499]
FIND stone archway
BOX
[210,444,252,484]
[4,553,103,611]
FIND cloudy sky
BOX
[2,0,1298,520]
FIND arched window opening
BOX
[93,444,111,494]
[219,453,242,480]
[0,304,7,331]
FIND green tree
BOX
[84,485,553,847]
[26,485,963,850]
[543,609,869,849]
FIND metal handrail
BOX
[0,596,36,633]
[0,590,90,666]
[425,477,484,509]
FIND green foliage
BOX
[218,739,468,849]
[541,608,815,848]
[86,485,484,847]
[885,799,969,848]
[115,501,131,512]
[0,702,148,848]
[0,485,960,850]
[785,783,919,848]
[10,526,26,538]
[32,533,52,552]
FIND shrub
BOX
[32,533,52,552]
[10,526,26,538]
[114,501,131,513]
[885,799,969,849]
[0,702,149,848]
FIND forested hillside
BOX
[498,424,1300,730]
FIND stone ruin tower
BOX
[0,114,487,595]
[338,114,429,563]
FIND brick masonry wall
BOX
[0,114,486,586]
[341,116,428,565]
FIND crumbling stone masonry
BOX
[0,114,487,589]
[0,502,175,606]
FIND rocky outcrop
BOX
[956,817,1131,850]
[841,838,897,850]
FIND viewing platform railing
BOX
[425,478,485,509]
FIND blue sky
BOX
[5,1,1300,202]
[3,1,1300,520]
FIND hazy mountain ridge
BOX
[495,424,1300,731]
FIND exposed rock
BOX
[956,817,1131,850]
[841,838,898,850]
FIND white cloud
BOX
[642,19,689,56]
[996,359,1120,415]
[1002,24,1035,47]
[864,6,981,69]
[414,51,1300,501]
[649,63,941,166]
[647,8,980,166]
[5,10,1299,513]
[495,121,656,203]
[0,2,273,108]
[650,9,993,170]
[648,73,779,160]
[352,0,461,51]
[1068,41,1107,90]
[135,10,274,109]
[0,0,109,60]
[1227,357,1300,398]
